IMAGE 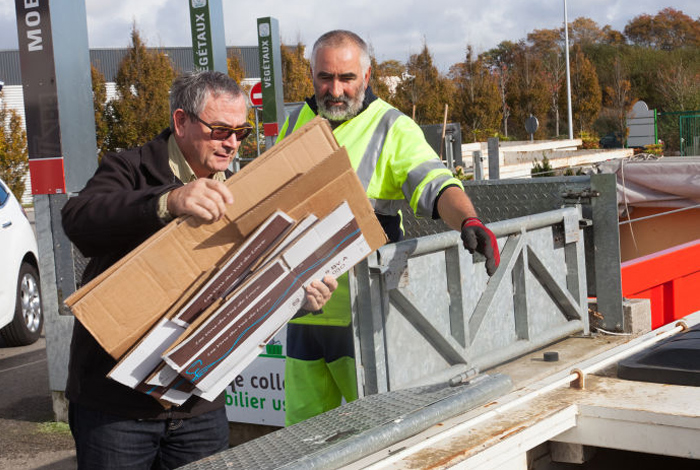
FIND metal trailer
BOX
[182,312,700,470]
[176,174,700,469]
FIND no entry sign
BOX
[250,81,263,107]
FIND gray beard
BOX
[317,86,366,122]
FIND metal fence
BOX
[680,114,700,156]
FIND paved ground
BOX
[0,335,77,470]
[0,209,74,469]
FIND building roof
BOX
[0,46,260,86]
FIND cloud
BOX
[2,0,698,74]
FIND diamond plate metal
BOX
[180,374,512,470]
[399,176,623,330]
[401,176,593,239]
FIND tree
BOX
[449,46,501,142]
[603,56,636,140]
[227,52,245,85]
[372,59,405,101]
[602,25,626,46]
[368,55,392,101]
[541,52,566,137]
[656,60,700,112]
[280,42,313,102]
[528,28,563,53]
[507,44,549,139]
[395,43,450,124]
[105,25,175,152]
[0,92,28,200]
[624,13,656,49]
[563,44,601,134]
[91,65,109,160]
[625,8,700,50]
[528,28,566,136]
[483,41,518,137]
[570,17,604,46]
[393,42,452,124]
[375,59,404,77]
[531,155,554,177]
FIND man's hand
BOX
[167,179,234,222]
[302,275,338,312]
[461,217,500,276]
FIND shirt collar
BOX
[167,134,226,183]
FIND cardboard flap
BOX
[64,117,385,359]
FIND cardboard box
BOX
[175,202,369,398]
[64,117,387,359]
[106,210,310,396]
[109,202,373,404]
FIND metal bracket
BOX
[570,368,586,389]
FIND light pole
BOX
[564,0,574,140]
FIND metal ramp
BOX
[180,373,512,470]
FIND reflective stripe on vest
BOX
[370,198,404,216]
[403,161,455,216]
[355,108,403,191]
[282,99,461,218]
[286,106,304,135]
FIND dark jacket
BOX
[61,129,226,419]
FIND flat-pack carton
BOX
[64,117,387,359]
[108,201,373,404]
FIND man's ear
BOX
[172,109,188,137]
[364,66,372,88]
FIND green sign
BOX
[256,17,285,140]
[189,0,214,71]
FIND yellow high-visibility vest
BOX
[279,98,463,326]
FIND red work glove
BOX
[461,217,500,276]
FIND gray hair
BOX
[310,30,371,75]
[169,70,245,129]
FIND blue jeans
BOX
[69,402,229,469]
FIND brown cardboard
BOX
[179,203,372,400]
[109,202,374,404]
[64,117,387,359]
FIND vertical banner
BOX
[14,0,64,194]
[188,0,227,73]
[256,17,286,147]
[189,0,213,71]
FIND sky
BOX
[1,1,698,72]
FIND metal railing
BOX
[351,206,590,396]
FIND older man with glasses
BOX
[61,70,336,469]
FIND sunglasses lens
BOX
[208,124,253,141]
[209,128,231,140]
[234,127,252,141]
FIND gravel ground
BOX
[0,335,76,470]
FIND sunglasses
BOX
[193,115,253,141]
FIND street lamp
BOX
[564,0,574,140]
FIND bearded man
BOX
[277,30,500,426]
